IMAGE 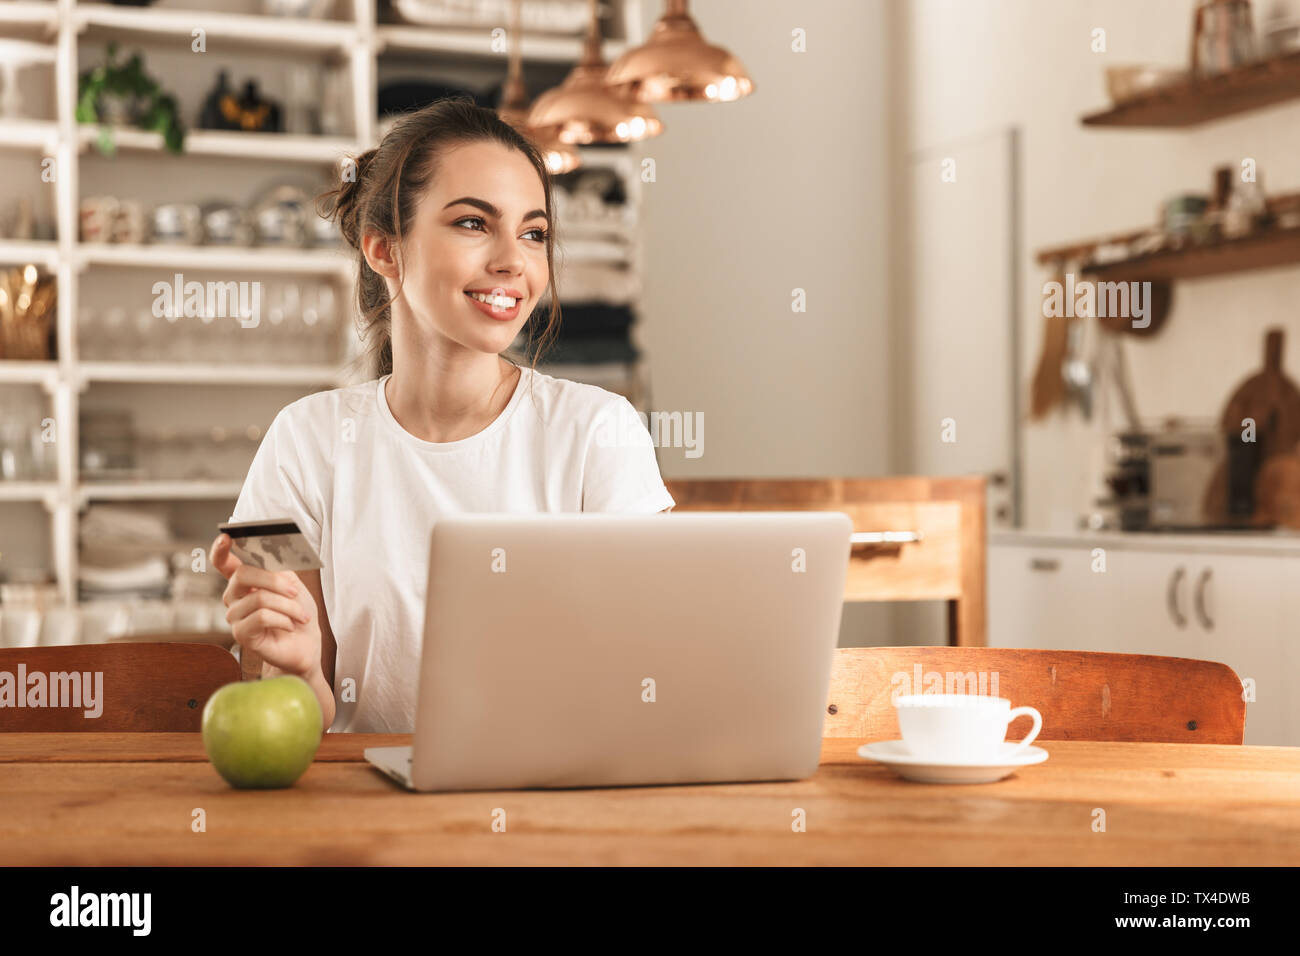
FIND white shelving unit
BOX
[0,0,649,613]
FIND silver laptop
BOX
[364,511,853,792]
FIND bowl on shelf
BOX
[1105,65,1186,104]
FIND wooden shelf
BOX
[1037,225,1300,282]
[1083,51,1300,128]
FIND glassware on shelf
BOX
[0,388,54,481]
[299,282,337,364]
[0,421,34,480]
[100,306,129,361]
[133,307,163,362]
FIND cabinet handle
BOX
[850,530,923,546]
[1028,557,1059,572]
[1167,565,1187,629]
[1194,567,1214,631]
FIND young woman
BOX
[209,98,674,734]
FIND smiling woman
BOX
[213,97,675,734]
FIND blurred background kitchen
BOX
[1,0,1298,744]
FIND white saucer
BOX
[857,739,1049,784]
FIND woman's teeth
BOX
[467,292,518,309]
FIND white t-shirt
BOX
[227,364,675,732]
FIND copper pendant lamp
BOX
[526,0,663,144]
[605,0,755,103]
[496,0,581,173]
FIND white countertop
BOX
[990,527,1300,557]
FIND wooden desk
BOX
[2,734,1296,865]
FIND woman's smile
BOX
[464,289,523,320]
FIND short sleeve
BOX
[581,396,676,514]
[228,408,325,557]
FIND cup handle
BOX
[1005,706,1042,756]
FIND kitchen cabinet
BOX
[990,534,1300,745]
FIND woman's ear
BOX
[361,231,400,281]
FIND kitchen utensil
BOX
[251,183,311,246]
[1202,328,1300,524]
[1061,314,1094,420]
[201,201,255,245]
[1254,447,1300,529]
[151,203,203,244]
[79,196,120,243]
[1029,270,1071,419]
[1097,278,1172,336]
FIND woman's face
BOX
[394,140,551,359]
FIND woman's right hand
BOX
[210,533,321,680]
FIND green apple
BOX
[201,675,322,789]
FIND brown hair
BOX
[317,96,563,383]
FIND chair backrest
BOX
[825,646,1246,744]
[0,642,240,732]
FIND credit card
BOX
[218,518,322,572]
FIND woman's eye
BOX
[455,217,549,242]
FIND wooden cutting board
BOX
[1202,329,1300,524]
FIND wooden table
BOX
[2,734,1297,865]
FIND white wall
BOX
[630,0,894,647]
[893,0,1300,532]
[634,0,892,480]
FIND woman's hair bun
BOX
[318,148,377,249]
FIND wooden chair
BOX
[0,642,240,732]
[665,476,987,645]
[824,646,1246,744]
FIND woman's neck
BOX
[385,352,521,444]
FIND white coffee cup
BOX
[895,694,1042,762]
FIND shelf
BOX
[78,480,245,504]
[375,24,626,64]
[0,118,58,151]
[77,242,351,275]
[75,5,355,55]
[1082,51,1300,128]
[77,361,343,387]
[1037,225,1300,283]
[0,359,58,386]
[0,239,58,267]
[0,0,651,608]
[77,126,359,165]
[0,2,57,40]
[0,481,57,503]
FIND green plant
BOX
[76,43,185,155]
